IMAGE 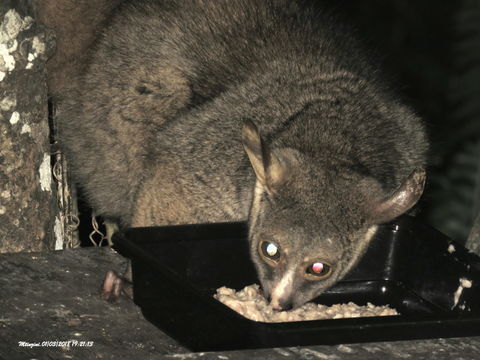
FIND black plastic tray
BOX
[112,216,480,352]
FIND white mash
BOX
[214,284,399,322]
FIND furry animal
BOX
[35,0,124,97]
[59,0,428,309]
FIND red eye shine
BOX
[312,262,324,274]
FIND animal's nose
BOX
[270,297,293,311]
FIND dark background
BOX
[329,0,479,243]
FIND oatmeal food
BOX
[214,284,399,322]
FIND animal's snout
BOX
[270,297,293,311]
[269,269,296,311]
[263,287,293,311]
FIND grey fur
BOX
[59,0,428,309]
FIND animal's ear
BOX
[367,168,426,224]
[242,120,298,194]
[242,120,268,185]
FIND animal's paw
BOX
[100,270,133,302]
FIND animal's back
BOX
[59,0,428,228]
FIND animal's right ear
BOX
[242,120,268,186]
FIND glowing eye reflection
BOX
[311,262,324,274]
[305,261,332,279]
[260,241,281,264]
[266,243,278,257]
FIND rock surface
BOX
[1,246,480,360]
[0,0,59,253]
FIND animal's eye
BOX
[259,241,281,264]
[305,262,332,280]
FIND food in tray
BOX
[214,284,399,322]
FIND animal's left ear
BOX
[242,120,298,194]
[366,168,426,224]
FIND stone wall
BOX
[0,0,60,252]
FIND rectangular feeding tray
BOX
[112,215,480,352]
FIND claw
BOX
[104,221,120,246]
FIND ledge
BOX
[1,247,480,359]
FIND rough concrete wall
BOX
[0,0,59,252]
